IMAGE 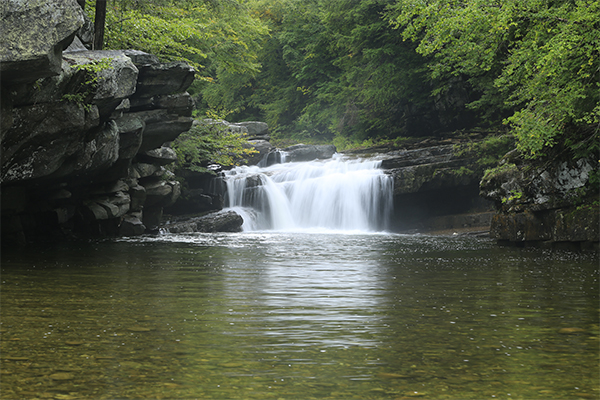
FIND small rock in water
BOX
[376,372,412,379]
[49,372,74,381]
[127,326,153,332]
[557,327,586,334]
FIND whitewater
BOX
[222,154,394,232]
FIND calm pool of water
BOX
[1,233,598,399]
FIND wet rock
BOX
[243,140,274,166]
[283,144,337,162]
[165,189,222,215]
[164,210,243,233]
[49,372,74,381]
[119,214,146,236]
[481,154,599,245]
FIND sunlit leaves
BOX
[86,0,268,79]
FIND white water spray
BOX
[223,154,393,232]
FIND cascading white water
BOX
[223,154,393,232]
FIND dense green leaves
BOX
[86,0,600,159]
[387,0,600,158]
[171,117,257,174]
[86,0,268,79]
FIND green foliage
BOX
[171,114,257,174]
[82,0,598,162]
[203,0,435,142]
[85,0,268,97]
[453,135,514,170]
[387,0,600,159]
[501,190,523,204]
[482,162,518,183]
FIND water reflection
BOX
[1,234,598,399]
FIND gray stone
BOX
[122,50,160,67]
[62,51,139,116]
[164,210,243,233]
[129,184,146,212]
[154,93,194,117]
[283,144,337,162]
[0,0,85,83]
[84,201,108,220]
[2,101,90,183]
[129,109,193,152]
[243,140,274,166]
[114,114,144,159]
[134,61,195,97]
[119,214,146,236]
[133,163,160,178]
[234,121,269,139]
[143,180,180,208]
[138,147,178,166]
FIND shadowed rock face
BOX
[163,210,243,233]
[480,154,599,247]
[0,1,196,244]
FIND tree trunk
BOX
[93,0,107,50]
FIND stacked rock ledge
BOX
[1,0,197,244]
[480,151,599,250]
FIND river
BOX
[1,233,598,399]
[1,155,599,399]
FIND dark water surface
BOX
[1,233,598,399]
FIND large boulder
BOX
[234,121,269,140]
[133,61,195,98]
[164,210,243,233]
[0,0,84,83]
[62,51,139,116]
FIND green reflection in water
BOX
[1,234,598,399]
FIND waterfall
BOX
[223,153,394,232]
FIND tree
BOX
[93,0,106,50]
[386,0,600,158]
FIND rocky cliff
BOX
[1,0,195,244]
[480,148,599,249]
[372,136,511,233]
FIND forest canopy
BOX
[88,0,600,158]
